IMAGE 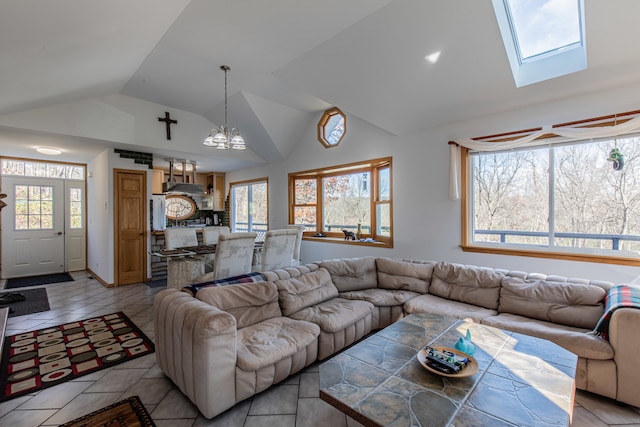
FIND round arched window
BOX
[165,195,196,220]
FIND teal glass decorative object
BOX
[454,329,476,355]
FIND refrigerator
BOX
[151,195,166,231]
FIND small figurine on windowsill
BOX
[341,229,356,240]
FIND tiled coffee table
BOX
[319,313,577,427]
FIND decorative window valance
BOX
[448,110,640,200]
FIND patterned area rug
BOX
[60,395,155,427]
[0,312,154,402]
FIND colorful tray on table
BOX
[417,346,478,378]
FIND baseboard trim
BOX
[86,268,114,288]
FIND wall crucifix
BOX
[158,112,177,140]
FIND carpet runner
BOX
[0,312,154,402]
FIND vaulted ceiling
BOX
[2,0,640,171]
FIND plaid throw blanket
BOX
[181,272,265,296]
[591,284,640,340]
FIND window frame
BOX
[492,0,587,87]
[317,107,346,148]
[460,115,640,267]
[289,157,393,247]
[230,178,269,237]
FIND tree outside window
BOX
[231,179,268,239]
[469,135,640,258]
[290,157,392,246]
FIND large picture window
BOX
[231,179,268,240]
[464,130,640,265]
[289,157,392,246]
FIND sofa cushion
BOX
[499,277,606,329]
[429,262,503,310]
[236,317,320,372]
[318,257,377,292]
[275,268,339,316]
[482,313,614,360]
[404,293,498,323]
[197,281,281,329]
[339,289,420,307]
[376,258,434,294]
[288,298,373,333]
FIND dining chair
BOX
[286,224,305,266]
[201,226,230,271]
[252,228,299,272]
[202,226,231,245]
[164,227,198,250]
[163,227,202,287]
[211,232,258,280]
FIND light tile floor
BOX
[0,271,638,426]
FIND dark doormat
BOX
[0,288,50,318]
[5,272,74,290]
[145,278,167,288]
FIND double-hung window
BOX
[230,178,268,240]
[289,157,392,246]
[462,113,640,265]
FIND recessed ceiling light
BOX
[425,51,441,64]
[36,146,62,155]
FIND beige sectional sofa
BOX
[153,256,638,419]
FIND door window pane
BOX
[15,184,54,230]
[69,188,83,229]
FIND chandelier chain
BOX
[203,64,246,150]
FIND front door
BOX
[114,169,146,285]
[1,177,65,278]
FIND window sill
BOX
[460,244,640,267]
[304,236,392,248]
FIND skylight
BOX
[493,0,587,87]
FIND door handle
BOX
[57,232,63,235]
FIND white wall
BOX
[87,150,111,283]
[226,83,640,284]
[87,149,154,285]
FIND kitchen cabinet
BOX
[196,173,207,189]
[152,169,165,194]
[204,173,226,211]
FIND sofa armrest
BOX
[608,307,640,407]
[153,289,238,419]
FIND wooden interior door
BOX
[114,169,146,285]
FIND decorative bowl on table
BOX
[417,346,478,378]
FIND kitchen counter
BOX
[151,226,221,235]
[150,228,218,279]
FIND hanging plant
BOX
[607,148,624,171]
[607,114,624,171]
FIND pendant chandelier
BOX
[203,65,246,150]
